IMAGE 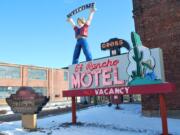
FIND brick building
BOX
[133,0,180,115]
[0,62,69,105]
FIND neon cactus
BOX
[131,32,143,79]
[128,32,162,85]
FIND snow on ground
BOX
[0,104,180,135]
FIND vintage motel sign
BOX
[63,32,176,135]
[68,48,165,90]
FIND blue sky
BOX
[0,0,135,68]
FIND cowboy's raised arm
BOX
[67,17,76,28]
[86,7,96,26]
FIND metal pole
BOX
[159,94,168,135]
[72,96,76,124]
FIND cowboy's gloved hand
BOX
[67,17,73,22]
[90,7,97,13]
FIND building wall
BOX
[0,62,69,105]
[133,0,180,115]
[48,69,69,102]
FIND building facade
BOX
[0,62,69,105]
[133,0,180,116]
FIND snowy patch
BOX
[0,104,180,135]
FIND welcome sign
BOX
[68,48,165,90]
[67,3,95,18]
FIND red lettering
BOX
[102,68,112,86]
[81,72,93,88]
[72,73,81,88]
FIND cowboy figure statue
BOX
[67,6,96,64]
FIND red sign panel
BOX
[63,83,176,97]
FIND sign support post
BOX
[22,114,37,130]
[159,94,168,135]
[72,96,77,124]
